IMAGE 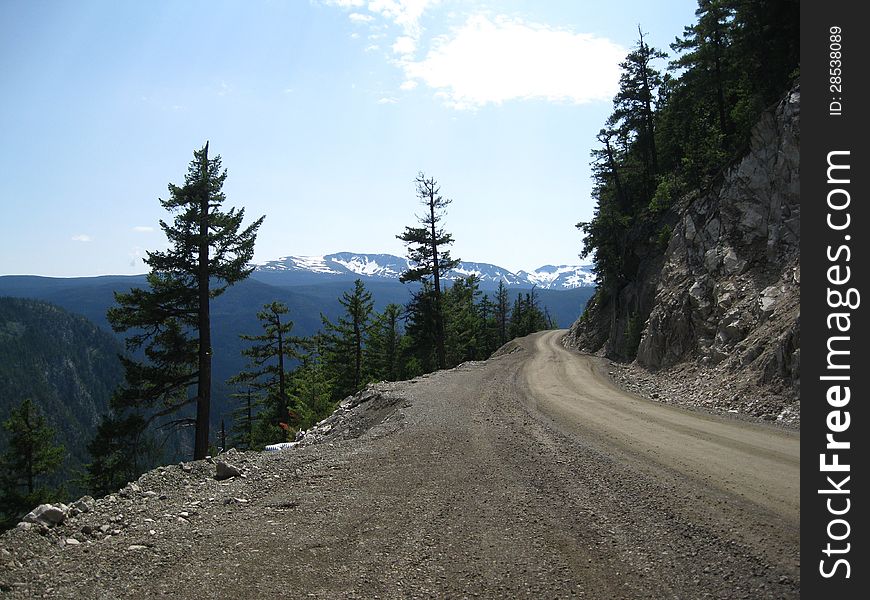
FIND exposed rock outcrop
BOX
[565,86,800,423]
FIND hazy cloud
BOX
[132,226,155,233]
[129,246,145,268]
[328,0,438,58]
[71,234,93,242]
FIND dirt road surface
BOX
[0,330,799,599]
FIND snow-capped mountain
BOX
[516,265,597,289]
[256,252,595,290]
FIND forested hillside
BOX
[0,298,123,482]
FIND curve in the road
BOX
[519,330,800,523]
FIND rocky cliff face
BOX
[565,86,800,423]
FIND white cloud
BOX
[349,12,374,23]
[377,97,398,104]
[401,15,625,109]
[132,226,155,232]
[364,44,380,52]
[327,0,365,7]
[399,79,418,90]
[71,234,92,242]
[391,35,416,55]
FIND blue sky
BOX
[0,0,698,277]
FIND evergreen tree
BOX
[476,293,499,358]
[228,388,256,450]
[607,26,667,200]
[365,303,404,382]
[493,280,511,348]
[229,302,299,446]
[444,276,482,366]
[84,412,156,497]
[670,0,736,147]
[321,279,374,400]
[107,142,264,460]
[0,399,65,527]
[508,288,551,338]
[287,349,333,431]
[397,173,460,370]
[401,281,439,375]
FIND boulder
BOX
[215,460,242,480]
[22,504,67,527]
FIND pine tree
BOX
[107,142,264,460]
[84,412,155,497]
[607,26,667,200]
[287,350,333,430]
[508,288,550,338]
[397,173,460,370]
[0,399,65,527]
[444,276,482,366]
[321,279,374,400]
[365,303,404,382]
[228,388,255,450]
[229,302,299,445]
[493,280,511,347]
[402,281,439,375]
[671,0,736,147]
[476,293,499,357]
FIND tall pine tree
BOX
[397,173,460,370]
[321,279,374,400]
[84,412,155,497]
[229,302,299,446]
[365,303,404,382]
[107,142,264,460]
[0,399,65,527]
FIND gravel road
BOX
[0,330,800,599]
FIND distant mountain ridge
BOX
[256,252,595,290]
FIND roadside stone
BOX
[23,504,67,527]
[215,461,242,480]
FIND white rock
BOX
[23,504,67,527]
